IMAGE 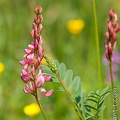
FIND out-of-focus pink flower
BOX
[104,9,120,61]
[20,6,52,97]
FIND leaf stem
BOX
[34,92,48,120]
[56,74,84,120]
[92,0,102,90]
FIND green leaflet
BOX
[65,69,73,87]
[58,63,66,81]
[42,65,55,76]
[71,76,81,95]
[53,60,59,68]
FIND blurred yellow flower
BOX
[41,58,47,65]
[0,62,5,73]
[66,19,85,35]
[23,103,40,117]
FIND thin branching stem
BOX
[34,92,48,120]
[92,0,102,90]
[55,74,84,120]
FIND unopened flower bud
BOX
[44,55,57,73]
[34,5,42,15]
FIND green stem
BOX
[56,74,84,120]
[35,93,48,120]
[109,58,114,90]
[109,57,118,118]
[92,0,102,90]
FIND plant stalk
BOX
[56,74,84,120]
[109,56,118,119]
[109,58,114,90]
[35,93,48,120]
[92,0,102,90]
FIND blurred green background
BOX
[0,0,120,120]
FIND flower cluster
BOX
[105,9,120,61]
[20,6,53,97]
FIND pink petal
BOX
[36,75,44,88]
[20,60,26,66]
[28,43,34,50]
[37,67,43,76]
[21,74,30,83]
[21,69,28,76]
[29,82,36,92]
[24,49,32,54]
[26,53,34,59]
[23,85,31,94]
[39,88,46,92]
[42,89,53,97]
[30,30,35,38]
[44,76,51,82]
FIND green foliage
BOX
[42,59,111,120]
[53,60,83,106]
[42,60,85,119]
[84,87,110,120]
[42,60,83,106]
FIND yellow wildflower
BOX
[0,62,5,73]
[66,19,85,35]
[23,103,40,117]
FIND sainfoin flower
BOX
[66,19,85,35]
[20,6,53,97]
[23,103,40,117]
[104,9,120,61]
